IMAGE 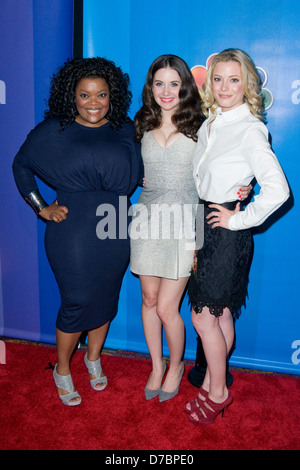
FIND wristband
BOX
[25,190,49,215]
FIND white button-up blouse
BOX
[192,103,290,230]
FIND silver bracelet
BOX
[25,190,49,215]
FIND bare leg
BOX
[140,275,165,390]
[191,307,234,404]
[157,277,189,393]
[56,328,82,403]
[219,307,234,355]
[56,328,81,375]
[86,321,110,389]
[140,275,188,393]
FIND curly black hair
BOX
[44,56,132,131]
[134,54,204,142]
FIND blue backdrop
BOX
[0,0,73,342]
[1,0,299,375]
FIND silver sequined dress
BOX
[130,131,198,279]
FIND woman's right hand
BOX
[39,200,68,223]
[237,184,253,201]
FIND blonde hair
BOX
[202,48,264,120]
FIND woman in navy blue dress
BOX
[13,57,143,406]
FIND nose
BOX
[220,80,228,91]
[89,94,99,105]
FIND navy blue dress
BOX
[13,118,143,333]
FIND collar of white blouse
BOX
[208,102,250,126]
[206,103,250,138]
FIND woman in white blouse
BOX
[185,48,289,425]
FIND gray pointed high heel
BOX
[84,353,107,391]
[144,359,167,400]
[53,364,82,406]
[159,362,184,402]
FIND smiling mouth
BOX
[160,97,174,103]
[87,109,101,114]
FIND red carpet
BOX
[0,340,299,450]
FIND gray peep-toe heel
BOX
[84,353,108,391]
[53,364,82,406]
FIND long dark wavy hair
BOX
[134,54,204,141]
[44,57,132,131]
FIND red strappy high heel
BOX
[183,387,209,414]
[189,391,233,425]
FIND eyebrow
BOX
[77,88,109,92]
[153,79,181,83]
[213,74,241,78]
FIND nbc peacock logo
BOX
[191,53,273,110]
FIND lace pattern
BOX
[188,205,253,318]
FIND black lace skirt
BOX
[188,201,253,318]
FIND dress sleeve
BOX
[102,124,144,195]
[228,124,290,230]
[123,124,144,194]
[130,140,144,190]
[12,128,40,197]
